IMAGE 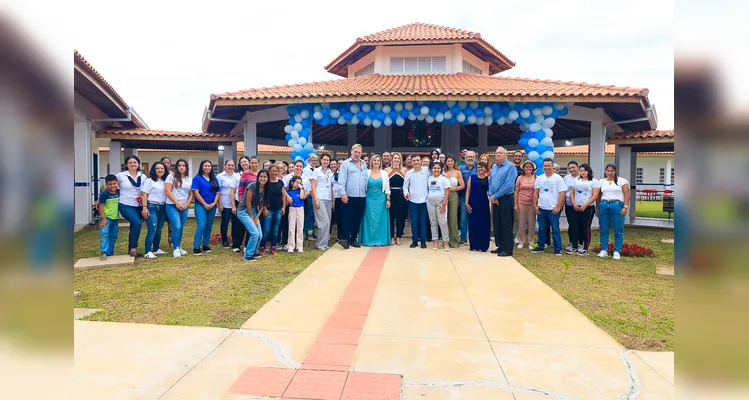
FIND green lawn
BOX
[514,227,674,351]
[74,219,324,328]
[635,200,673,219]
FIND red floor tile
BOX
[300,363,350,372]
[315,327,363,345]
[227,366,296,397]
[282,369,348,400]
[340,372,402,400]
[340,290,376,304]
[335,302,371,316]
[354,264,384,278]
[303,344,357,366]
[325,313,367,330]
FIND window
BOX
[636,168,643,184]
[354,62,374,77]
[212,165,219,175]
[462,60,482,74]
[558,167,568,177]
[659,168,665,184]
[390,56,447,74]
[670,168,674,184]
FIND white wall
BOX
[347,44,490,77]
[554,154,674,190]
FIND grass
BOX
[74,219,324,328]
[635,200,673,219]
[513,226,674,351]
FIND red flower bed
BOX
[209,233,231,244]
[591,243,655,257]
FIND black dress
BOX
[389,171,407,238]
[468,175,491,251]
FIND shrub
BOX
[591,243,655,257]
[209,233,231,244]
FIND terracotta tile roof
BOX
[325,22,515,76]
[212,73,647,105]
[99,144,291,155]
[96,128,241,140]
[608,129,674,142]
[74,50,129,111]
[552,144,672,156]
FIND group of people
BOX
[97,144,630,262]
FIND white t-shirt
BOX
[427,174,451,200]
[403,168,429,204]
[141,178,167,204]
[165,174,193,205]
[571,178,601,206]
[332,174,343,199]
[217,171,239,208]
[116,171,145,207]
[599,177,629,201]
[564,173,580,206]
[534,173,568,210]
[283,173,311,193]
[311,167,333,201]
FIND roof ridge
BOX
[473,73,643,92]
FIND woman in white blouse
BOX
[116,155,145,257]
[569,163,601,256]
[216,159,238,248]
[596,163,630,260]
[140,162,168,259]
[164,159,194,257]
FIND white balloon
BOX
[313,111,323,120]
[543,128,553,137]
[294,123,303,131]
[350,104,360,113]
[519,122,529,132]
[293,144,303,152]
[467,115,477,124]
[508,101,517,108]
[394,102,403,112]
[496,116,506,125]
[295,155,303,161]
[300,109,310,119]
[416,114,425,121]
[484,116,493,126]
[313,105,322,112]
[446,100,456,107]
[420,105,429,115]
[372,119,382,128]
[363,117,372,126]
[338,116,346,125]
[527,151,540,160]
[542,118,556,128]
[294,114,303,123]
[396,117,405,126]
[529,123,542,132]
[384,117,393,126]
[457,113,466,122]
[542,105,553,115]
[284,125,293,134]
[305,142,314,150]
[535,115,545,124]
[528,138,539,147]
[476,116,484,125]
[288,139,296,147]
[435,112,444,122]
[553,103,565,111]
[520,109,531,119]
[484,106,493,116]
[541,137,553,146]
[361,103,371,112]
[458,101,468,109]
[469,101,479,109]
[374,102,383,111]
[351,116,360,125]
[508,110,519,120]
[330,109,340,118]
[321,103,330,109]
[443,111,453,120]
[408,112,417,121]
[532,108,542,117]
[298,137,307,145]
[291,131,299,139]
[541,151,555,160]
[404,102,413,111]
[425,115,435,123]
[382,104,391,114]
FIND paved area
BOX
[74,255,134,270]
[74,245,675,399]
[74,308,103,320]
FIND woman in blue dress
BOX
[465,161,491,252]
[360,154,391,246]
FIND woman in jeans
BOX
[165,159,193,257]
[116,155,145,257]
[231,156,254,252]
[238,170,267,262]
[191,160,220,255]
[216,159,238,248]
[596,163,630,260]
[514,160,537,249]
[140,162,168,259]
[570,163,600,256]
[259,165,286,255]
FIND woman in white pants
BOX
[426,161,451,251]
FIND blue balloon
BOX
[559,108,569,117]
[439,103,449,113]
[301,119,311,128]
[519,138,530,147]
[290,151,298,159]
[451,106,461,115]
[285,133,292,141]
[535,168,544,176]
[321,108,330,117]
[377,111,386,120]
[299,129,310,138]
[514,103,525,111]
[357,111,366,120]
[287,105,299,116]
[475,109,484,117]
[389,110,398,119]
[368,110,377,119]
[288,118,296,126]
[428,107,438,117]
[535,131,545,140]
[501,106,511,115]
[550,110,560,119]
[400,109,409,118]
[320,118,329,127]
[464,107,474,116]
[536,145,547,154]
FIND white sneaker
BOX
[287,247,294,253]
[517,243,523,249]
[144,251,157,259]
[297,248,304,253]
[613,252,621,260]
[513,236,519,244]
[173,249,182,258]
[598,250,608,258]
[179,249,187,255]
[566,243,574,252]
[154,249,167,255]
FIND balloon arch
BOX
[283,100,571,175]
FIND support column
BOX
[374,126,390,155]
[449,124,461,156]
[224,142,237,162]
[478,125,488,155]
[615,145,638,223]
[440,123,450,153]
[664,158,672,187]
[245,121,258,157]
[588,121,606,179]
[74,118,92,225]
[188,157,194,177]
[347,124,357,147]
[109,140,121,174]
[218,147,225,168]
[123,147,138,160]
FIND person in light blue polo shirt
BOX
[487,147,518,257]
[338,144,369,249]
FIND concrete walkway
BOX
[74,246,674,399]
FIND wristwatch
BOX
[624,205,629,208]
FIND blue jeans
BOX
[261,208,282,247]
[408,201,428,244]
[119,204,143,251]
[304,196,315,238]
[165,204,189,250]
[144,203,166,253]
[99,217,118,256]
[238,209,262,258]
[536,209,562,252]
[194,203,217,249]
[458,194,468,240]
[599,201,625,253]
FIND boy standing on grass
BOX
[99,175,120,260]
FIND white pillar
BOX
[478,125,488,155]
[244,121,258,157]
[123,147,138,159]
[224,143,237,163]
[615,145,638,224]
[665,158,672,187]
[588,121,606,179]
[109,140,121,175]
[74,118,92,225]
[188,157,194,177]
[347,124,357,147]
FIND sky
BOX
[9,0,674,132]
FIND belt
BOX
[148,201,165,205]
[391,187,402,190]
[601,199,623,203]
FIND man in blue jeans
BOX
[532,159,568,256]
[458,150,477,246]
[403,155,429,249]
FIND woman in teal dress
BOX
[360,154,391,246]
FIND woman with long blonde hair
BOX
[386,152,407,245]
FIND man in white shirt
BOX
[403,155,429,248]
[563,161,580,251]
[531,159,568,256]
[303,154,319,240]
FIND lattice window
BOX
[659,168,665,184]
[390,56,447,74]
[636,168,643,184]
[354,62,374,77]
[462,60,482,74]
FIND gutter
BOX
[90,107,134,123]
[604,104,658,129]
[203,108,243,132]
